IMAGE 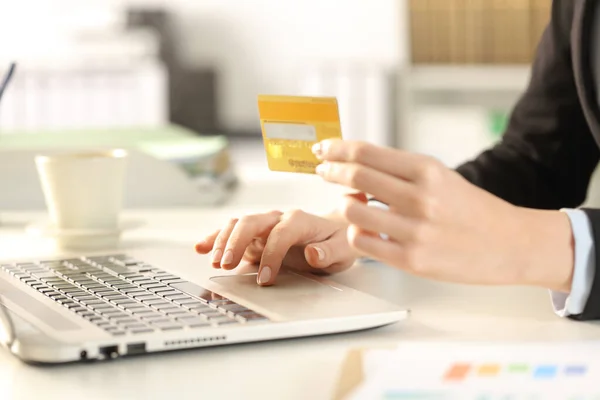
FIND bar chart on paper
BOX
[346,342,600,400]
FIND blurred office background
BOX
[3,0,577,209]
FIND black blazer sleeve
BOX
[455,1,600,320]
[456,0,599,209]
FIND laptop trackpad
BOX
[209,271,351,320]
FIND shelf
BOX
[405,65,532,92]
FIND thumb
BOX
[303,231,355,270]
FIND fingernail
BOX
[221,249,233,265]
[312,142,322,158]
[211,248,223,263]
[316,163,328,175]
[313,246,325,261]
[257,266,272,285]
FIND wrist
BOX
[514,208,574,292]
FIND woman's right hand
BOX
[194,194,366,286]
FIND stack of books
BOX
[409,0,551,64]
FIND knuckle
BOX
[340,199,362,222]
[416,159,444,186]
[347,166,367,188]
[269,210,284,219]
[226,217,240,227]
[407,221,432,244]
[413,194,439,221]
[349,142,371,163]
[283,208,305,221]
[346,228,361,249]
[402,246,425,272]
[237,215,254,226]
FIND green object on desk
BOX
[0,124,236,187]
[488,110,509,139]
[0,124,226,161]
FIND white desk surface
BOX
[1,176,600,400]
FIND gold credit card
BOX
[257,94,342,174]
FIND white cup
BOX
[35,149,128,242]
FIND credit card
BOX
[257,94,342,174]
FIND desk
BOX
[1,177,600,400]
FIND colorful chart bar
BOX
[477,364,501,377]
[443,363,471,381]
[442,362,588,382]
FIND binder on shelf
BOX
[530,0,551,57]
[407,0,541,66]
[409,0,429,64]
[464,0,486,64]
[449,0,467,64]
[513,0,532,63]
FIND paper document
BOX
[346,341,600,400]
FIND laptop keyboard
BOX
[0,254,269,336]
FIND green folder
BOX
[0,124,232,178]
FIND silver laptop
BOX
[0,247,408,364]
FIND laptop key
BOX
[113,284,137,290]
[142,299,167,306]
[188,305,213,314]
[133,294,158,300]
[164,293,189,301]
[154,290,179,297]
[148,287,173,294]
[154,305,179,312]
[151,322,183,331]
[115,318,139,325]
[140,314,166,321]
[165,311,190,318]
[98,309,123,317]
[131,328,154,334]
[60,287,82,294]
[177,316,207,325]
[132,309,157,316]
[124,323,147,330]
[90,287,114,294]
[175,299,204,306]
[208,315,232,323]
[90,303,113,310]
[199,311,222,319]
[123,303,147,310]
[107,313,130,320]
[100,292,122,299]
[218,304,249,313]
[240,312,268,322]
[74,295,97,302]
[31,271,56,279]
[215,319,240,326]
[81,299,105,306]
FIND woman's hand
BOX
[312,139,575,292]
[194,195,366,286]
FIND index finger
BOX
[313,139,435,183]
[256,212,314,286]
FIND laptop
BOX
[0,246,408,364]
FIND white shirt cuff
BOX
[551,209,596,317]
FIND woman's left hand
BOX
[312,139,575,292]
